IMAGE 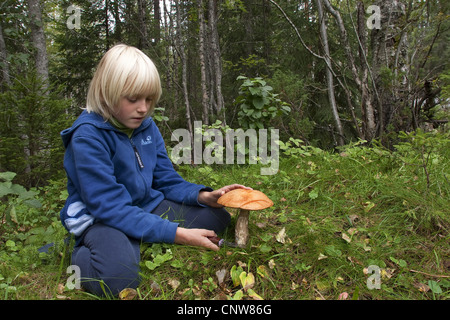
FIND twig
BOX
[420,145,431,190]
[314,288,326,300]
[268,0,325,61]
[409,269,450,278]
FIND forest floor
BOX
[1,130,449,300]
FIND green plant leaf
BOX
[0,184,14,197]
[428,280,442,294]
[308,189,319,200]
[145,260,158,270]
[247,288,263,300]
[324,245,342,257]
[239,272,255,291]
[0,172,16,182]
[252,96,265,109]
[230,265,243,287]
[231,289,244,300]
[259,243,272,253]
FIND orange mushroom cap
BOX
[217,189,273,210]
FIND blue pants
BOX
[71,200,231,296]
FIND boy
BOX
[60,44,248,296]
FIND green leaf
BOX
[24,199,42,208]
[252,111,261,118]
[0,172,16,182]
[248,86,261,96]
[253,78,266,86]
[145,260,158,270]
[239,272,255,291]
[9,205,18,224]
[6,240,15,247]
[308,189,319,200]
[261,85,273,92]
[231,289,244,300]
[428,280,442,294]
[259,243,272,253]
[257,265,269,278]
[170,259,183,268]
[390,256,407,268]
[0,184,14,197]
[247,288,263,300]
[324,245,342,257]
[252,97,265,109]
[230,265,244,287]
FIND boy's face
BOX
[116,96,152,129]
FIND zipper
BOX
[129,135,149,200]
[130,138,144,169]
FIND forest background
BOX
[0,0,449,300]
[0,0,449,187]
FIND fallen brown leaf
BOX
[119,288,137,300]
[413,282,430,293]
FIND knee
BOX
[91,265,141,297]
[72,224,142,297]
[76,248,141,297]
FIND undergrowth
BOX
[0,129,449,300]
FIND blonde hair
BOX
[86,44,162,120]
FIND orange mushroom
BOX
[218,189,273,248]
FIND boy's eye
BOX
[126,97,152,103]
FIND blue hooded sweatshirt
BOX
[60,110,210,244]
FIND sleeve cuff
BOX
[162,221,179,243]
[193,187,213,207]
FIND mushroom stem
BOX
[235,209,250,248]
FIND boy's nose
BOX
[136,99,149,113]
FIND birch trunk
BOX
[322,0,377,141]
[316,0,344,146]
[198,0,210,124]
[207,0,225,121]
[175,0,193,144]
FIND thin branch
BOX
[268,0,325,62]
[268,0,346,98]
[410,269,450,278]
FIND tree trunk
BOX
[27,0,49,85]
[370,0,402,137]
[112,0,122,42]
[0,21,11,87]
[316,0,344,146]
[105,0,110,49]
[356,1,373,141]
[322,0,378,142]
[137,0,149,49]
[208,0,225,121]
[175,0,193,144]
[153,0,161,45]
[198,0,210,125]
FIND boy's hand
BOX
[198,184,252,208]
[174,227,220,251]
